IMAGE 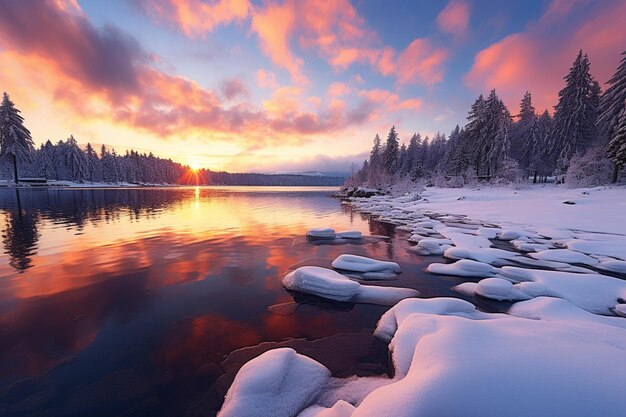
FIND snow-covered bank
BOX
[404,185,626,234]
[217,184,626,417]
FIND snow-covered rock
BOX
[474,277,531,301]
[426,259,499,277]
[597,260,626,274]
[307,228,336,239]
[332,254,400,274]
[283,266,418,306]
[444,247,520,264]
[298,401,355,417]
[335,231,362,239]
[529,248,599,265]
[219,348,330,417]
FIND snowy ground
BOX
[218,184,626,417]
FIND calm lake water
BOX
[0,187,487,417]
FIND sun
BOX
[187,158,202,171]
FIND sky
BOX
[0,0,624,173]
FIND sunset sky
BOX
[1,0,625,173]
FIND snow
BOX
[529,249,599,265]
[564,239,626,260]
[331,254,400,274]
[335,231,362,239]
[220,185,626,417]
[426,259,499,277]
[298,401,354,417]
[307,228,336,239]
[494,266,626,314]
[283,266,419,306]
[218,348,330,417]
[444,247,520,264]
[597,259,626,274]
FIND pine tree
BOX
[383,126,399,175]
[549,51,599,174]
[0,93,35,182]
[607,107,626,177]
[368,134,382,186]
[510,92,537,169]
[85,143,99,182]
[599,50,626,181]
[464,94,487,175]
[64,135,87,181]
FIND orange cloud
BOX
[465,0,626,112]
[327,82,351,97]
[141,0,250,36]
[250,2,308,85]
[437,1,470,36]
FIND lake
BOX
[0,187,490,417]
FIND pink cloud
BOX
[437,1,470,36]
[327,82,351,97]
[140,0,250,36]
[256,69,279,89]
[0,0,394,147]
[465,0,626,112]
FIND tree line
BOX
[351,49,626,188]
[0,94,344,186]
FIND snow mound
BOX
[529,248,599,265]
[497,266,626,314]
[374,297,488,342]
[353,305,626,417]
[298,401,355,417]
[283,266,418,306]
[408,238,452,255]
[307,228,336,239]
[444,247,519,264]
[615,304,626,318]
[474,277,531,301]
[335,230,362,239]
[597,260,626,274]
[509,297,626,330]
[332,254,400,274]
[219,348,330,417]
[426,259,498,277]
[564,239,626,260]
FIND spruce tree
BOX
[549,51,599,173]
[0,93,35,182]
[599,50,626,181]
[383,126,399,175]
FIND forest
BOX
[350,50,626,188]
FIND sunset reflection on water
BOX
[0,187,416,417]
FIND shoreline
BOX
[218,184,626,417]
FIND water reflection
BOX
[0,187,483,417]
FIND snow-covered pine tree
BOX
[524,110,552,183]
[368,134,383,186]
[0,93,35,182]
[383,126,399,175]
[401,133,420,176]
[398,143,407,177]
[599,50,626,181]
[85,143,99,182]
[548,50,599,175]
[510,92,537,170]
[607,107,626,178]
[464,94,487,176]
[64,135,88,181]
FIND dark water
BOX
[0,187,485,417]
